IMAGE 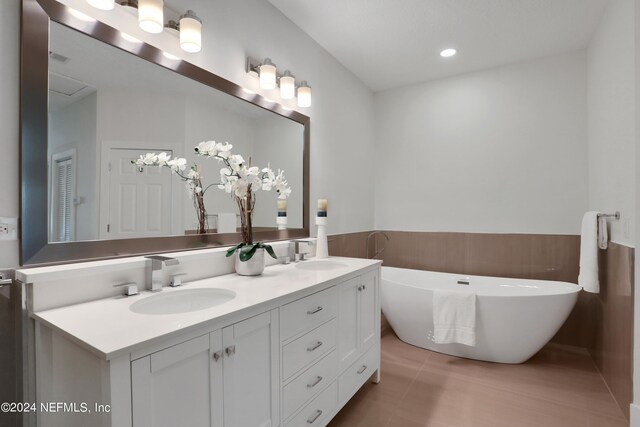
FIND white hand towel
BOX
[217,213,237,234]
[578,211,600,293]
[597,215,608,250]
[433,289,476,346]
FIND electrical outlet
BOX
[0,217,18,241]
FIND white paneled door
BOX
[107,148,173,239]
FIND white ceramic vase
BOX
[235,248,265,276]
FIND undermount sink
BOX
[130,288,236,315]
[295,260,348,271]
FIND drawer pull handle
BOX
[307,341,323,352]
[307,375,323,388]
[307,306,323,315]
[307,409,323,424]
[212,351,223,362]
[225,346,236,356]
[357,365,367,375]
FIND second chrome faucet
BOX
[145,255,180,292]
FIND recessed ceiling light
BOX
[440,48,457,58]
[242,88,256,94]
[68,8,96,22]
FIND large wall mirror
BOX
[21,0,310,266]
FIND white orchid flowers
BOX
[134,152,186,171]
[132,141,292,249]
[134,152,200,197]
[195,141,233,159]
[133,143,291,202]
[193,141,292,201]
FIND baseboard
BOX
[630,403,640,427]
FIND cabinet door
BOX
[131,334,221,427]
[338,277,360,371]
[359,271,378,351]
[222,310,279,427]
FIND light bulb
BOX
[259,58,277,90]
[180,10,202,53]
[297,81,311,108]
[87,0,114,10]
[138,0,163,34]
[279,70,295,100]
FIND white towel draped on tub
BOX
[433,290,476,346]
[578,211,600,293]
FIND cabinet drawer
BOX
[338,345,379,405]
[285,380,338,427]
[281,286,338,341]
[283,349,338,419]
[283,318,337,379]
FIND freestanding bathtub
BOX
[381,266,580,364]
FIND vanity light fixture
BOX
[164,19,179,35]
[138,0,164,34]
[119,0,138,10]
[297,81,311,108]
[162,51,181,60]
[121,32,142,43]
[179,10,202,53]
[279,70,295,100]
[87,0,114,11]
[440,48,457,58]
[246,56,312,107]
[259,58,277,90]
[68,8,97,22]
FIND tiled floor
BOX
[329,330,628,427]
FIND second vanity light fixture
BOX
[86,0,202,53]
[246,57,312,108]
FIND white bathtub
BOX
[381,266,580,364]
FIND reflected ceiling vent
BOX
[49,51,70,64]
[48,72,89,97]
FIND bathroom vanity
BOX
[18,255,381,427]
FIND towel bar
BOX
[597,211,620,220]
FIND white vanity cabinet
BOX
[338,270,378,371]
[131,310,279,427]
[29,258,381,427]
[130,334,216,427]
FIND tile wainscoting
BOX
[328,230,633,419]
[592,242,634,419]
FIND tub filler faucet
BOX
[145,255,180,292]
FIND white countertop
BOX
[32,257,381,361]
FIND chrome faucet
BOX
[145,255,180,292]
[289,240,314,262]
[365,231,390,259]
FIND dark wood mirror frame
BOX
[20,0,310,266]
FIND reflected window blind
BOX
[54,157,73,242]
